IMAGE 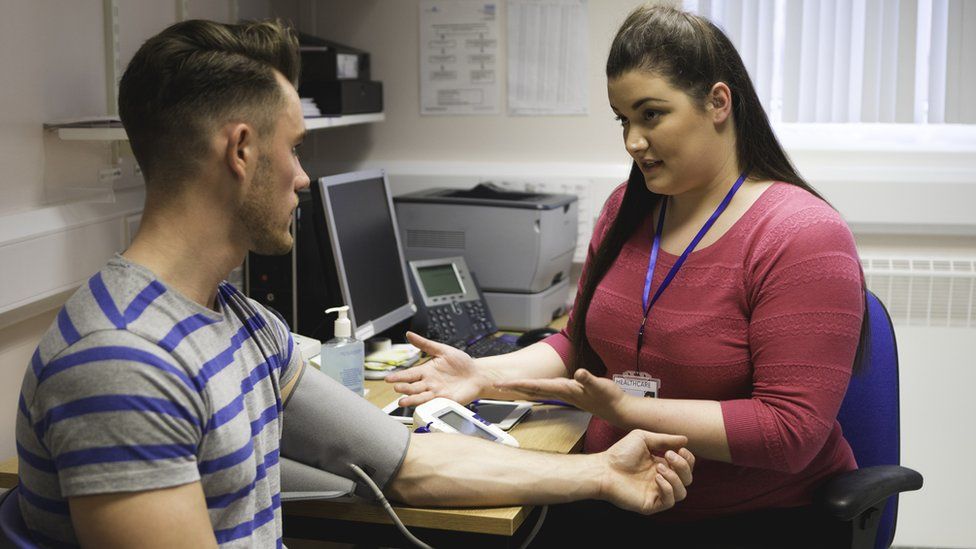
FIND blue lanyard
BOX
[635,171,749,370]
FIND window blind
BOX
[683,0,976,124]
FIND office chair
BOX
[0,486,36,548]
[813,291,923,549]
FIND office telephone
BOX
[407,256,518,356]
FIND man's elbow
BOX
[382,434,437,506]
[384,478,420,506]
[384,472,447,507]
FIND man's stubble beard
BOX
[238,155,293,256]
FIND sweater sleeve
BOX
[543,183,628,366]
[720,203,864,474]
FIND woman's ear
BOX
[708,82,733,124]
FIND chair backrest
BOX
[0,486,36,548]
[835,291,900,549]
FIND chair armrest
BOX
[815,465,923,521]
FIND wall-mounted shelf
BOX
[305,112,385,129]
[55,127,128,141]
[52,112,385,141]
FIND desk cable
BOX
[519,504,548,549]
[349,463,433,549]
[348,463,549,549]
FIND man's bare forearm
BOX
[386,433,603,507]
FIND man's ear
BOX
[707,82,733,124]
[224,123,255,182]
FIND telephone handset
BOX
[407,256,498,348]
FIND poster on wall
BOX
[419,0,501,115]
[507,0,588,116]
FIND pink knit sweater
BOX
[545,182,863,518]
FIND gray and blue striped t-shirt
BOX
[16,255,302,547]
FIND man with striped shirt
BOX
[15,19,695,547]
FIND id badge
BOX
[613,371,660,398]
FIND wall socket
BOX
[99,166,123,184]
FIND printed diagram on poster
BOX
[420,0,500,115]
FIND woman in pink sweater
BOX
[389,5,865,546]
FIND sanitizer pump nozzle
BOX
[326,306,352,338]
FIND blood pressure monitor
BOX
[414,398,519,447]
[383,398,531,431]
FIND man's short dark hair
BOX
[118,19,300,187]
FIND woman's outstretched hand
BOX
[495,367,627,421]
[385,332,489,407]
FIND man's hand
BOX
[599,430,695,515]
[385,332,488,407]
[495,368,627,422]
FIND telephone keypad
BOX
[427,301,495,347]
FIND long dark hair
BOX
[570,5,868,376]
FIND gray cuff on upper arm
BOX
[280,365,410,500]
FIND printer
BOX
[394,183,578,331]
[298,32,383,115]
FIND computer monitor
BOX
[314,169,416,340]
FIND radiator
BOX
[861,256,976,328]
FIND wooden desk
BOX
[286,316,581,543]
[283,379,590,544]
[0,457,16,490]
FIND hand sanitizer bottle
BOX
[320,306,365,396]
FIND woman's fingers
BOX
[573,368,594,383]
[396,390,436,408]
[392,381,428,396]
[405,331,455,356]
[385,366,424,383]
[574,368,624,396]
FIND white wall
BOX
[0,0,107,217]
[283,0,649,173]
[896,325,976,549]
[0,0,270,460]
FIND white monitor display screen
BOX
[437,410,497,441]
[319,171,413,338]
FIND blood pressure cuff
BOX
[280,364,410,500]
[279,457,354,500]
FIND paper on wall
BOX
[507,0,588,116]
[420,0,501,115]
